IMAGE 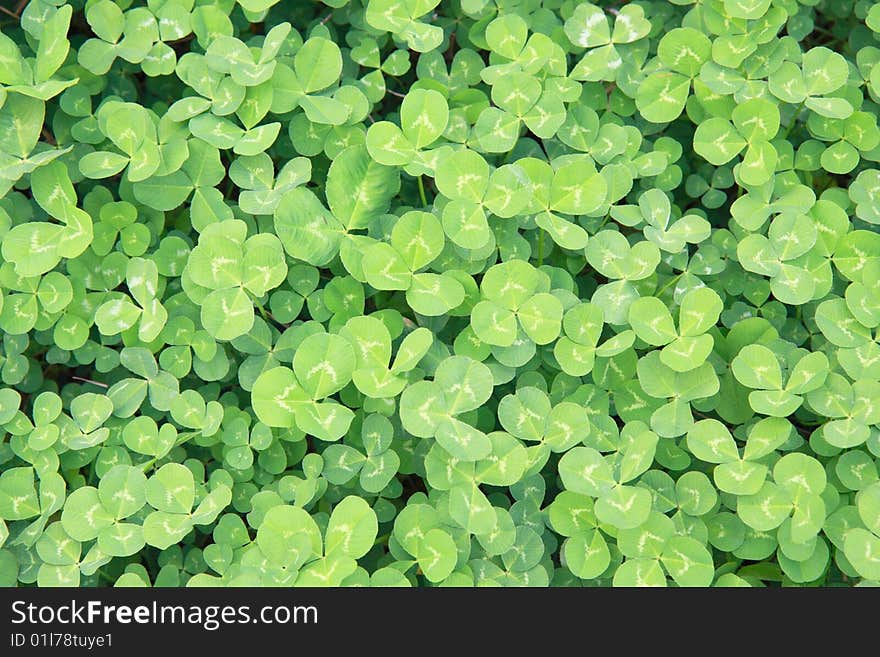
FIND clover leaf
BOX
[0,0,877,591]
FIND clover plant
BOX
[0,0,879,588]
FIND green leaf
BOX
[293,333,356,399]
[146,463,194,514]
[686,419,739,464]
[595,485,652,529]
[274,188,343,266]
[564,3,610,48]
[35,5,72,83]
[435,149,489,203]
[98,466,146,520]
[435,355,494,415]
[325,496,378,559]
[717,461,766,498]
[448,483,496,535]
[61,487,113,541]
[0,0,871,592]
[613,558,666,587]
[844,528,880,580]
[201,288,254,341]
[401,89,448,148]
[658,28,710,77]
[0,94,44,158]
[517,293,563,345]
[295,37,342,94]
[857,483,880,536]
[418,528,457,582]
[629,296,676,346]
[362,242,412,290]
[637,72,690,123]
[436,417,491,461]
[564,530,610,580]
[559,447,615,497]
[693,118,746,165]
[802,47,849,96]
[391,211,444,272]
[143,512,193,550]
[731,344,783,390]
[326,145,400,230]
[0,467,40,520]
[737,482,793,531]
[660,536,715,586]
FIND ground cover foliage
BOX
[0,0,879,588]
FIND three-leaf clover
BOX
[694,98,780,186]
[731,345,829,417]
[183,219,287,341]
[629,286,722,372]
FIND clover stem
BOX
[254,297,270,322]
[537,230,545,266]
[138,432,200,472]
[782,99,806,140]
[139,457,157,472]
[811,26,836,37]
[175,430,200,446]
[72,376,108,389]
[253,297,287,330]
[656,272,682,297]
[417,175,428,207]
